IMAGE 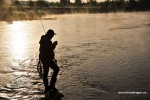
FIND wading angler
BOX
[38,29,59,94]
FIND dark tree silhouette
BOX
[36,0,49,8]
[117,0,125,10]
[88,0,97,6]
[13,0,21,6]
[28,0,35,7]
[129,0,135,9]
[60,0,66,6]
[0,0,4,7]
[75,0,82,6]
[60,0,70,7]
[139,0,150,10]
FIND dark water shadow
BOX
[110,26,141,30]
[145,23,150,26]
[38,97,63,100]
[32,91,44,95]
[110,23,150,31]
[0,97,10,100]
[38,92,64,100]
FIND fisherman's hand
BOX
[53,41,58,46]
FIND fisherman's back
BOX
[39,35,54,59]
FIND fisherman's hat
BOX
[47,29,56,35]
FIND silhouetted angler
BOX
[39,29,59,93]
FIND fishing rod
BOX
[17,1,47,78]
[16,0,46,33]
[39,16,46,33]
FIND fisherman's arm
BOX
[52,41,58,50]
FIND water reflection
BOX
[9,21,27,60]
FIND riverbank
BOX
[0,7,102,21]
[0,7,150,22]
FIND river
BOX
[0,12,150,99]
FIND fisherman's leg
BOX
[43,66,49,93]
[49,61,59,92]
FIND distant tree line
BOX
[0,0,150,11]
[0,0,149,21]
[100,0,150,12]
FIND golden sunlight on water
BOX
[9,22,27,60]
[0,13,150,100]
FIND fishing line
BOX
[40,17,46,33]
[17,0,46,33]
[34,0,46,33]
[17,1,45,78]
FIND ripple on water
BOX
[0,95,10,100]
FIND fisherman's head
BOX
[46,29,56,39]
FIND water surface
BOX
[0,12,150,99]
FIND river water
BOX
[0,12,150,99]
